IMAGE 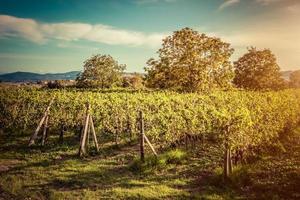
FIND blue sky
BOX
[0,0,299,73]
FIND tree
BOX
[122,73,144,89]
[145,27,234,92]
[76,54,126,88]
[289,70,300,88]
[233,47,285,90]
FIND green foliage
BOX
[145,27,234,92]
[76,54,126,88]
[233,47,285,90]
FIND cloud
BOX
[286,4,300,13]
[256,0,281,5]
[218,0,240,10]
[219,0,291,10]
[208,4,300,69]
[0,15,167,48]
[0,15,45,43]
[41,23,92,41]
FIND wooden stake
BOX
[229,147,233,174]
[139,111,145,162]
[144,134,157,156]
[28,98,54,146]
[89,115,99,152]
[41,115,49,146]
[79,113,89,156]
[86,121,90,152]
[223,147,230,180]
[79,103,90,156]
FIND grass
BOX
[0,128,299,199]
[129,149,187,173]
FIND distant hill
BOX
[0,71,144,82]
[0,71,80,82]
[0,70,292,83]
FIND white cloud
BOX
[218,0,240,10]
[0,15,45,43]
[219,0,292,10]
[41,23,92,41]
[0,15,167,48]
[256,0,281,5]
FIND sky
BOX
[0,0,299,73]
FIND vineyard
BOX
[1,87,300,154]
[1,87,300,199]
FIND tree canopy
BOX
[233,47,285,90]
[76,54,126,88]
[145,27,234,92]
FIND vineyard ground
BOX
[0,128,299,200]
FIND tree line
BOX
[75,27,299,92]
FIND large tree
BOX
[145,27,234,92]
[289,70,300,88]
[233,47,285,90]
[76,54,126,88]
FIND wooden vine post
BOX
[28,97,54,146]
[223,144,233,180]
[139,110,157,162]
[139,111,145,162]
[229,147,233,174]
[41,115,49,146]
[78,103,99,157]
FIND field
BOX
[0,87,300,199]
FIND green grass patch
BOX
[0,129,299,199]
[129,149,187,173]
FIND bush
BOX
[46,80,66,89]
[163,149,187,164]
